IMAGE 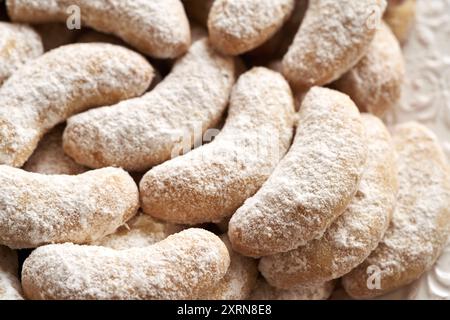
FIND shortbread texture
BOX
[343,123,450,298]
[259,115,397,288]
[0,166,139,249]
[0,22,43,85]
[22,229,230,300]
[140,67,295,224]
[333,22,405,117]
[6,0,191,58]
[208,0,295,55]
[283,0,387,89]
[63,39,236,172]
[0,43,153,167]
[229,87,367,257]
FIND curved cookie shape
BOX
[6,0,190,58]
[332,22,405,117]
[200,235,258,300]
[93,213,184,250]
[0,166,139,249]
[0,246,23,300]
[250,278,335,300]
[0,43,153,167]
[384,0,416,44]
[22,228,230,300]
[229,87,367,257]
[0,22,43,85]
[140,67,295,224]
[23,124,87,175]
[282,0,387,89]
[208,0,295,55]
[63,39,236,172]
[342,122,450,298]
[259,114,397,288]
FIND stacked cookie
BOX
[1,0,449,300]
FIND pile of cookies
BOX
[1,0,449,300]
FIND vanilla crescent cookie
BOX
[0,166,139,249]
[208,0,295,55]
[95,218,256,300]
[259,114,398,288]
[139,67,295,224]
[332,22,405,117]
[22,229,230,300]
[0,22,43,85]
[250,278,336,300]
[23,124,87,175]
[228,87,367,257]
[342,122,450,299]
[0,43,153,167]
[0,246,23,300]
[63,39,236,172]
[282,0,387,89]
[199,236,258,300]
[384,0,416,44]
[6,0,191,58]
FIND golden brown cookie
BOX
[282,0,387,89]
[332,22,405,117]
[384,0,416,44]
[22,229,230,300]
[229,87,367,257]
[342,122,450,298]
[140,67,295,224]
[0,166,139,249]
[259,114,397,288]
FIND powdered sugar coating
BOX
[208,0,295,55]
[0,43,153,167]
[200,235,258,300]
[259,114,397,288]
[23,124,87,175]
[333,22,405,117]
[250,278,335,300]
[342,122,450,298]
[94,213,184,250]
[22,229,230,300]
[140,67,295,224]
[0,246,23,300]
[63,39,236,172]
[283,0,387,89]
[229,87,367,257]
[0,166,139,249]
[0,22,43,85]
[6,0,191,58]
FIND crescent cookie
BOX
[229,87,367,257]
[259,114,398,288]
[208,0,295,55]
[63,39,236,172]
[140,67,295,224]
[332,22,405,117]
[0,43,153,167]
[6,0,191,58]
[22,229,230,300]
[342,122,450,298]
[0,246,23,300]
[0,22,43,85]
[0,166,139,249]
[282,0,387,89]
